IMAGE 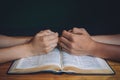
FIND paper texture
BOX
[62,51,110,70]
[16,49,61,69]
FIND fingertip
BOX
[72,28,76,32]
[63,30,67,33]
[72,27,86,34]
[68,29,72,32]
[62,30,69,35]
[73,27,78,30]
[46,29,52,32]
[80,28,86,31]
[46,29,56,34]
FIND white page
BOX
[16,48,61,69]
[62,51,110,70]
[39,48,61,66]
[16,56,40,69]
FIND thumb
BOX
[72,27,84,34]
[72,27,90,35]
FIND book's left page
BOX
[8,48,61,74]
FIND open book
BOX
[8,48,114,74]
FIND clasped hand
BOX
[27,28,96,56]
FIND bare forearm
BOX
[0,35,32,48]
[92,34,120,45]
[91,34,120,61]
[90,42,120,61]
[0,43,32,63]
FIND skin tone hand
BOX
[59,27,120,61]
[92,34,120,45]
[0,30,58,63]
[59,28,95,55]
[0,35,32,48]
[29,30,58,56]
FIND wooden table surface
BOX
[0,61,120,80]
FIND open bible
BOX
[8,48,114,74]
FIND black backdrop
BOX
[0,0,120,36]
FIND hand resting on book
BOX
[59,27,120,62]
[0,30,58,63]
[29,30,58,56]
[0,27,120,64]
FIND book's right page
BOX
[62,51,114,74]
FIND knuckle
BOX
[41,38,48,45]
[40,36,47,41]
[36,33,39,37]
[44,48,49,53]
[43,42,48,47]
[70,33,74,37]
[71,36,76,41]
[73,27,77,31]
[80,28,85,30]
[39,36,44,41]
[46,29,51,32]
[69,42,74,49]
[42,36,47,41]
[41,40,48,47]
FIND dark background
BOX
[0,0,120,36]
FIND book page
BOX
[16,48,61,69]
[62,51,111,70]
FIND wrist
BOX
[25,37,33,43]
[12,36,33,43]
[24,42,35,57]
[16,43,34,58]
[87,41,99,56]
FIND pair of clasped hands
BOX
[28,27,94,57]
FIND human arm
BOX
[59,27,120,62]
[0,35,32,48]
[92,34,120,45]
[0,30,58,63]
[0,43,32,64]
